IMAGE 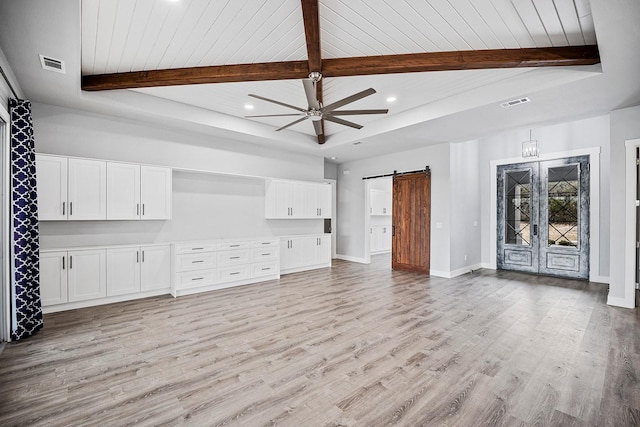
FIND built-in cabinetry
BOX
[265,179,331,218]
[280,234,331,274]
[36,154,171,221]
[172,238,280,297]
[106,163,172,220]
[369,186,392,254]
[40,243,171,312]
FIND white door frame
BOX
[0,105,10,342]
[622,138,640,308]
[490,147,602,282]
[363,179,373,264]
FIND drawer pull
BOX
[230,244,240,247]
[262,253,271,256]
[261,267,271,271]
[261,242,270,245]
[230,256,241,259]
[192,260,204,263]
[191,247,204,250]
[191,277,204,281]
[230,272,240,275]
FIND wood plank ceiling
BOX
[80,0,599,144]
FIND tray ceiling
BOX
[80,0,598,144]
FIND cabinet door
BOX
[370,227,378,252]
[381,226,392,251]
[140,166,172,220]
[107,162,141,220]
[290,182,305,218]
[68,158,107,220]
[140,245,171,291]
[40,251,68,306]
[317,236,331,264]
[106,247,140,296]
[280,237,303,270]
[68,249,107,302]
[36,155,67,220]
[318,184,331,218]
[303,183,319,218]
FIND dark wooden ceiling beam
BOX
[300,0,324,144]
[322,45,600,77]
[82,60,310,91]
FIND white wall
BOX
[450,140,481,272]
[337,143,451,273]
[32,103,325,249]
[477,115,611,279]
[609,105,640,304]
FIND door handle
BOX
[533,224,538,236]
[392,225,395,236]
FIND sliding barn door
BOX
[392,171,431,274]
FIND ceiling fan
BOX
[245,72,388,138]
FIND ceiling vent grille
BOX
[500,97,530,108]
[39,55,66,74]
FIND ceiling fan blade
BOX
[328,109,389,116]
[312,120,323,136]
[248,94,306,112]
[275,116,308,131]
[323,88,377,112]
[302,80,320,109]
[323,115,363,129]
[245,113,305,118]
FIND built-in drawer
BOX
[176,269,217,289]
[176,252,217,272]
[218,250,250,266]
[251,261,279,278]
[218,265,250,282]
[217,241,251,251]
[253,239,279,248]
[251,247,279,262]
[174,243,216,255]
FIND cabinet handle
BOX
[230,256,240,260]
[142,251,145,262]
[192,260,204,264]
[137,251,139,263]
[142,204,145,215]
[261,242,270,245]
[230,244,240,247]
[192,247,204,250]
[69,202,73,216]
[137,203,139,215]
[62,256,65,270]
[69,255,73,269]
[191,277,204,281]
[261,267,271,271]
[262,253,270,256]
[230,272,240,275]
[62,202,65,216]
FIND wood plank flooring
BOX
[1,255,639,426]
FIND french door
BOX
[497,155,590,280]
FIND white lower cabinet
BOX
[41,244,170,312]
[105,244,170,296]
[280,234,331,274]
[67,249,107,302]
[172,238,280,297]
[370,225,392,253]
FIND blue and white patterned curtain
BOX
[9,99,42,340]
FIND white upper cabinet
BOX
[68,158,107,220]
[106,163,171,220]
[266,180,331,219]
[107,162,141,220]
[370,189,391,215]
[140,166,172,219]
[36,155,68,220]
[37,154,171,221]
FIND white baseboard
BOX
[43,288,171,314]
[607,294,636,308]
[431,263,483,279]
[481,263,496,270]
[589,275,610,284]
[335,254,368,264]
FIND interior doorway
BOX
[364,176,392,267]
[497,155,590,279]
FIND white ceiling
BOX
[1,0,639,163]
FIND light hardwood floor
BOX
[1,255,639,426]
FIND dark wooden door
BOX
[392,171,431,274]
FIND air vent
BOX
[39,55,66,74]
[500,97,530,108]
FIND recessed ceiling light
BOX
[330,156,337,160]
[386,96,397,103]
[244,104,254,110]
